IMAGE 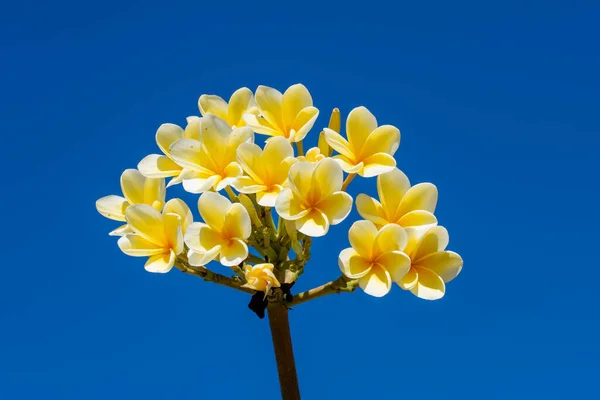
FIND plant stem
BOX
[174,259,255,295]
[296,140,304,156]
[267,302,301,400]
[224,186,238,202]
[341,173,356,191]
[289,275,359,306]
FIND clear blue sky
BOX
[1,1,599,398]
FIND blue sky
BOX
[1,0,599,398]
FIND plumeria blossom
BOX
[400,226,463,300]
[297,147,325,163]
[198,87,258,128]
[338,220,411,297]
[275,158,353,237]
[169,114,254,193]
[137,117,202,186]
[243,84,319,143]
[117,199,193,273]
[356,168,438,232]
[232,136,297,207]
[242,263,281,297]
[185,192,252,267]
[96,169,166,236]
[323,106,400,177]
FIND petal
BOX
[356,194,389,226]
[143,177,166,205]
[346,106,378,155]
[397,210,437,229]
[376,251,411,284]
[360,125,400,159]
[219,239,249,266]
[144,251,176,273]
[169,139,212,173]
[198,94,229,120]
[163,213,184,254]
[167,167,197,188]
[360,153,396,178]
[262,136,294,172]
[288,161,315,199]
[184,223,223,253]
[232,176,267,194]
[255,85,285,132]
[374,224,408,256]
[398,267,419,290]
[333,156,364,174]
[358,265,392,297]
[256,189,281,207]
[184,116,202,140]
[201,114,231,163]
[312,158,343,199]
[225,127,254,162]
[117,235,164,256]
[124,204,166,246]
[413,226,450,262]
[96,195,128,222]
[417,251,463,283]
[243,114,281,137]
[109,223,133,236]
[222,203,252,239]
[282,83,313,129]
[348,220,378,259]
[397,183,438,216]
[316,192,353,225]
[138,154,182,178]
[338,248,372,279]
[188,246,221,266]
[323,128,354,159]
[410,268,446,300]
[237,142,266,183]
[120,169,146,204]
[163,199,193,233]
[377,168,410,220]
[228,87,254,127]
[156,123,184,156]
[290,106,319,142]
[182,175,220,194]
[197,191,231,231]
[295,209,330,237]
[275,188,310,221]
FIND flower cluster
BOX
[97,83,462,301]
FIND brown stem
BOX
[174,258,255,295]
[289,275,359,306]
[267,302,301,400]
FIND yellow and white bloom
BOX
[137,117,202,186]
[297,147,325,163]
[242,263,281,296]
[400,226,463,300]
[232,136,297,207]
[356,168,438,232]
[243,84,319,143]
[323,106,400,177]
[275,158,353,237]
[338,220,411,297]
[198,87,258,128]
[117,199,193,273]
[169,114,254,193]
[96,169,166,236]
[185,192,252,267]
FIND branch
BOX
[174,257,256,295]
[288,275,358,306]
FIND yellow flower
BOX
[338,220,411,297]
[399,226,463,300]
[117,199,193,273]
[242,263,281,296]
[297,147,325,163]
[243,84,319,142]
[184,192,252,267]
[232,136,297,207]
[137,117,202,186]
[96,169,165,236]
[275,158,353,237]
[356,168,438,232]
[169,114,254,193]
[198,87,258,128]
[323,106,400,177]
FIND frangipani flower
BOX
[400,226,463,300]
[137,117,202,186]
[169,114,254,193]
[338,220,411,297]
[243,84,319,143]
[199,87,258,128]
[232,136,297,207]
[117,199,193,273]
[323,106,400,177]
[356,168,438,232]
[275,158,353,237]
[297,147,325,163]
[96,169,166,236]
[185,192,252,267]
[242,263,281,296]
